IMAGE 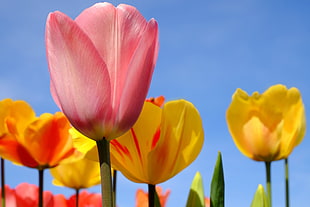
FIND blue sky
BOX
[1,0,310,206]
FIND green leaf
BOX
[210,152,225,207]
[186,172,205,207]
[251,184,270,207]
[154,189,161,207]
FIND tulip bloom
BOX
[135,186,170,207]
[226,84,306,161]
[205,197,210,207]
[15,183,54,207]
[53,191,102,207]
[0,98,35,139]
[0,183,54,207]
[0,111,75,169]
[50,156,100,190]
[72,99,204,184]
[0,185,16,206]
[67,191,102,207]
[45,2,159,141]
[145,96,165,107]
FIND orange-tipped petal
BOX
[146,96,165,107]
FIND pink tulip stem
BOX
[76,189,80,207]
[96,138,113,207]
[1,158,5,207]
[148,184,156,207]
[38,169,44,207]
[112,170,117,207]
[265,161,272,207]
[285,158,290,207]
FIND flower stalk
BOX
[112,170,117,207]
[265,162,272,207]
[285,158,290,207]
[1,158,5,207]
[76,189,80,207]
[148,184,156,207]
[38,169,44,207]
[96,138,113,207]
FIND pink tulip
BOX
[45,2,159,141]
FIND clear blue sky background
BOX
[1,0,310,206]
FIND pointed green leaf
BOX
[210,152,224,207]
[186,172,205,207]
[251,184,270,207]
[154,189,161,207]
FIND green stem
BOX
[1,158,5,207]
[265,161,272,207]
[148,184,156,207]
[96,138,112,207]
[112,170,117,207]
[38,169,44,207]
[285,158,290,207]
[76,189,80,207]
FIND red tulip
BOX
[67,190,102,207]
[46,2,159,141]
[53,194,68,207]
[0,185,16,206]
[0,184,55,207]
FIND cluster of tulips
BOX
[0,183,170,206]
[0,1,306,207]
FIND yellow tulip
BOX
[226,84,306,161]
[72,99,204,185]
[50,156,100,190]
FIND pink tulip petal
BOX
[75,3,159,138]
[76,3,148,96]
[118,19,159,132]
[46,11,113,139]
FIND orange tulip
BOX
[205,197,210,207]
[226,84,306,161]
[135,186,170,207]
[0,104,75,169]
[145,96,165,107]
